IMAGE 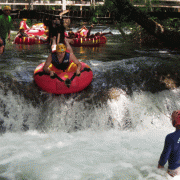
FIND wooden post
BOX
[62,0,66,11]
[80,6,82,17]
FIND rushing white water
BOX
[0,87,180,180]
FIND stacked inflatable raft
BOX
[14,36,47,45]
[72,36,107,47]
[26,23,46,36]
[14,23,48,45]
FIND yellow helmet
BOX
[19,26,25,30]
[23,18,27,21]
[44,30,49,35]
[3,6,11,11]
[56,43,66,53]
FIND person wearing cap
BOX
[19,18,30,30]
[0,6,12,50]
[43,37,81,77]
[15,27,28,38]
[158,110,180,177]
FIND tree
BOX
[105,0,180,47]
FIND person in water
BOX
[158,110,180,177]
[0,6,12,52]
[67,25,113,39]
[78,25,94,38]
[15,27,28,38]
[66,25,94,39]
[43,38,81,77]
[89,31,113,38]
[13,26,29,44]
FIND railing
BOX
[132,0,180,9]
[1,0,180,11]
[0,0,104,6]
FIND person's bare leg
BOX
[57,33,60,44]
[51,36,57,52]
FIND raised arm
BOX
[64,38,73,53]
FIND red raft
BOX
[14,36,48,45]
[34,61,93,94]
[26,23,46,36]
[72,36,107,47]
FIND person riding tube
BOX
[43,38,81,77]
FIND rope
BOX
[34,67,91,88]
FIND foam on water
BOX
[0,128,174,180]
[1,87,180,179]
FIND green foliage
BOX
[133,0,161,13]
[143,16,180,31]
[91,17,98,23]
[35,5,47,10]
[89,0,118,23]
[68,6,79,11]
[35,4,55,10]
[160,18,180,31]
[104,0,117,13]
[16,5,25,10]
[26,19,33,27]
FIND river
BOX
[0,25,180,180]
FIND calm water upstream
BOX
[0,25,180,180]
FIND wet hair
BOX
[95,32,100,36]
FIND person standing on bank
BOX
[43,38,81,77]
[158,110,180,177]
[0,6,12,52]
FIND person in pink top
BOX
[19,18,30,30]
[76,25,94,38]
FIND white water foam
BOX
[0,129,173,180]
[0,88,180,179]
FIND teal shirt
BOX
[0,14,12,39]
